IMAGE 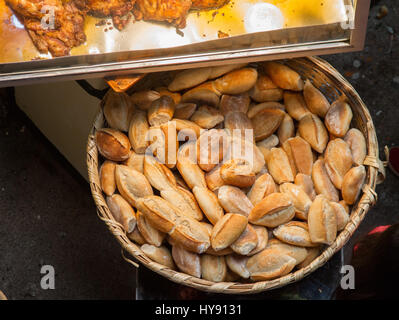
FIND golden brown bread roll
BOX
[263,61,304,91]
[324,139,353,189]
[294,173,317,201]
[155,86,181,105]
[141,244,175,269]
[344,128,367,166]
[330,202,350,231]
[282,136,313,176]
[311,159,339,202]
[266,147,295,184]
[130,90,160,111]
[308,195,337,245]
[200,254,227,282]
[96,128,131,161]
[324,100,353,137]
[283,91,311,121]
[181,81,220,107]
[128,110,149,154]
[205,164,225,191]
[157,121,179,169]
[341,165,366,205]
[219,93,250,115]
[148,96,175,127]
[172,244,201,277]
[107,194,137,233]
[279,183,312,220]
[115,165,154,207]
[220,159,256,188]
[277,114,295,145]
[256,135,279,161]
[103,90,134,132]
[192,186,224,225]
[217,185,254,216]
[209,63,247,79]
[177,142,207,189]
[174,119,202,140]
[161,187,203,221]
[249,74,284,102]
[297,246,320,269]
[190,105,224,129]
[225,254,250,279]
[252,108,285,142]
[303,79,330,117]
[127,227,146,245]
[168,67,212,92]
[248,225,269,256]
[298,114,328,153]
[174,102,197,120]
[214,68,258,95]
[100,160,116,196]
[249,192,295,228]
[266,238,308,265]
[272,221,316,247]
[136,211,166,247]
[230,224,258,255]
[247,101,285,119]
[143,155,177,191]
[123,151,145,173]
[246,247,297,280]
[247,173,277,206]
[211,213,248,251]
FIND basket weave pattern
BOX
[87,57,381,294]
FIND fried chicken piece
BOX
[133,0,191,28]
[191,0,229,10]
[5,0,86,57]
[75,0,136,30]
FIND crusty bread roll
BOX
[266,238,308,265]
[282,136,313,176]
[130,90,160,111]
[344,128,367,166]
[96,128,131,161]
[256,134,279,161]
[266,147,294,184]
[220,158,256,188]
[172,245,201,277]
[208,63,247,79]
[248,225,269,256]
[128,110,149,154]
[141,244,175,269]
[200,254,227,282]
[174,102,197,120]
[263,61,304,91]
[341,165,366,205]
[297,246,320,269]
[324,139,353,189]
[246,247,297,280]
[107,194,137,233]
[277,114,295,145]
[219,93,250,115]
[312,159,339,202]
[123,151,144,173]
[161,187,203,221]
[155,121,178,169]
[115,165,153,207]
[190,105,224,129]
[217,185,254,217]
[205,164,225,191]
[136,211,166,247]
[127,227,146,245]
[177,142,207,189]
[249,192,295,227]
[298,114,328,153]
[339,200,350,214]
[192,186,224,224]
[226,254,250,279]
[100,160,116,196]
[148,96,175,127]
[303,79,330,117]
[230,224,258,255]
[196,129,229,172]
[308,195,337,245]
[249,74,284,102]
[211,213,248,251]
[168,67,212,92]
[279,183,312,220]
[174,119,202,140]
[181,81,220,107]
[252,108,285,142]
[143,155,177,191]
[283,91,311,121]
[155,86,181,105]
[330,202,350,231]
[103,90,134,132]
[247,173,277,206]
[295,173,317,201]
[272,221,316,247]
[324,100,353,137]
[214,68,258,95]
[247,101,285,119]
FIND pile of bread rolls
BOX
[95,61,367,283]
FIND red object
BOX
[353,225,391,252]
[389,147,399,177]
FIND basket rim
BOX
[86,56,380,294]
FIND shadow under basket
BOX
[86,56,385,294]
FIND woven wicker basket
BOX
[87,56,385,294]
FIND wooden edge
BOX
[105,74,146,93]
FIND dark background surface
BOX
[0,0,398,300]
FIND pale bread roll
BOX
[128,110,149,154]
[177,142,207,189]
[282,136,313,176]
[136,211,166,247]
[324,100,353,137]
[200,254,227,282]
[96,128,131,161]
[205,164,225,191]
[277,114,295,145]
[272,221,317,247]
[297,246,320,269]
[192,186,224,225]
[279,183,312,220]
[295,174,316,200]
[324,139,353,189]
[211,213,248,251]
[100,160,116,196]
[143,155,177,192]
[312,159,339,202]
[247,225,268,256]
[172,245,201,278]
[155,86,181,105]
[127,227,146,245]
[181,81,220,107]
[283,91,311,121]
[344,128,367,166]
[256,135,279,162]
[103,90,134,132]
[214,68,258,95]
[298,113,329,154]
[330,202,350,231]
[107,194,137,233]
[226,254,250,279]
[190,105,224,129]
[341,165,366,205]
[161,187,203,221]
[123,151,144,173]
[148,96,175,127]
[141,244,175,269]
[249,74,284,103]
[174,119,202,139]
[308,195,337,245]
[168,67,212,92]
[220,158,256,188]
[196,129,229,172]
[266,238,308,265]
[217,185,254,217]
[174,102,197,120]
[209,63,247,79]
[230,224,258,255]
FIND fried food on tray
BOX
[74,0,136,30]
[5,0,86,57]
[191,0,229,10]
[133,0,192,28]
